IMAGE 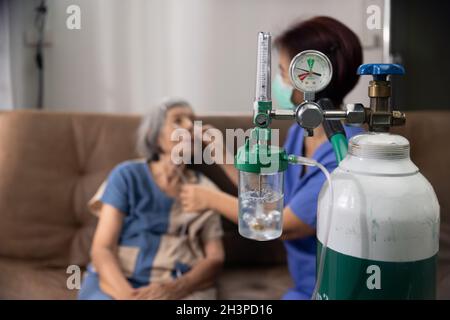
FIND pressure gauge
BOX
[289,50,333,93]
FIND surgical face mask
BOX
[272,74,295,110]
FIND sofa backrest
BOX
[0,111,140,267]
[0,110,449,290]
[0,111,291,268]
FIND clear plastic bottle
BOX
[238,171,284,241]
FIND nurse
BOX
[180,16,364,299]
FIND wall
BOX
[7,0,41,109]
[0,0,13,109]
[11,0,385,115]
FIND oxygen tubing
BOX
[288,100,350,299]
[330,133,348,163]
[287,155,334,300]
[318,98,349,163]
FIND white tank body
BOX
[316,133,440,299]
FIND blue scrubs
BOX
[282,124,363,300]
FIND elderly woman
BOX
[78,99,225,300]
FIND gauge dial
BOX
[289,50,333,93]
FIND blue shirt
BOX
[78,160,224,300]
[282,124,363,300]
[100,160,174,285]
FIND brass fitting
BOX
[366,81,405,132]
[368,81,391,98]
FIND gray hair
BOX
[136,98,192,161]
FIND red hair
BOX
[275,16,363,106]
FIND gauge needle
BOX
[298,73,309,81]
[296,67,322,77]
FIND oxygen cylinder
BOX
[316,132,440,299]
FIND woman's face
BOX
[158,105,195,155]
[278,49,304,105]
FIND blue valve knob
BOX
[357,63,405,81]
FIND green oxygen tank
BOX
[315,64,440,300]
[316,133,439,299]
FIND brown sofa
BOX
[0,110,448,299]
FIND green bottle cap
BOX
[234,128,288,174]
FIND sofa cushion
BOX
[0,257,75,300]
[0,257,292,300]
[217,265,293,300]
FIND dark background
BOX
[391,0,450,110]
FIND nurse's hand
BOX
[181,184,239,224]
[180,184,213,213]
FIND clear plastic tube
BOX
[255,32,271,102]
[287,155,334,300]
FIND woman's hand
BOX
[115,288,141,300]
[199,124,226,158]
[134,281,185,300]
[180,184,213,212]
[198,124,216,146]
